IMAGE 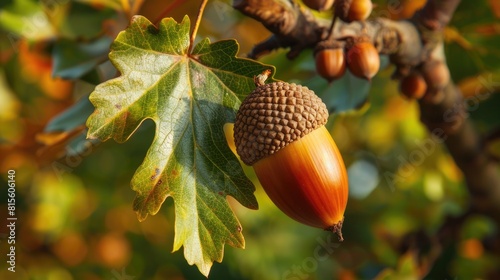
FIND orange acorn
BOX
[400,73,427,99]
[234,72,348,240]
[348,0,373,21]
[346,41,380,80]
[315,47,346,82]
[335,0,373,22]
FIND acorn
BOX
[399,73,427,100]
[335,0,373,22]
[234,71,348,241]
[346,40,380,80]
[315,46,346,82]
[303,0,335,11]
[422,60,450,90]
[348,0,373,21]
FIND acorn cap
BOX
[234,82,329,166]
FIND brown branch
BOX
[416,0,462,30]
[234,0,425,62]
[419,82,500,223]
[416,0,500,223]
[234,0,324,59]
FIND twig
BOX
[233,0,326,59]
[234,0,419,62]
[417,0,462,30]
[189,0,209,54]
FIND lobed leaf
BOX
[86,15,272,276]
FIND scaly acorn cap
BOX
[234,82,329,166]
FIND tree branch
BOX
[416,0,500,223]
[233,0,324,58]
[416,0,462,30]
[420,82,500,223]
[234,0,423,64]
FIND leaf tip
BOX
[135,210,148,222]
[85,133,98,140]
[133,196,149,222]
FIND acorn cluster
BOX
[303,0,373,22]
[304,0,379,82]
[398,60,450,101]
[315,38,380,82]
[304,0,450,100]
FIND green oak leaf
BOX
[86,15,271,276]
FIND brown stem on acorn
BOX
[325,217,344,242]
[253,69,272,87]
[326,14,338,40]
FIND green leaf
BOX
[302,56,392,114]
[44,83,100,157]
[52,36,112,79]
[46,94,95,133]
[57,2,117,40]
[86,15,269,276]
[446,0,500,80]
[374,252,420,280]
[306,70,371,114]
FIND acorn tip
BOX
[325,217,344,242]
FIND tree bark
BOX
[416,0,500,222]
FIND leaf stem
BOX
[189,0,209,54]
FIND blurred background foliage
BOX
[0,0,499,279]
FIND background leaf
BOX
[56,1,117,40]
[52,37,112,79]
[445,0,500,81]
[86,15,272,276]
[306,70,372,114]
